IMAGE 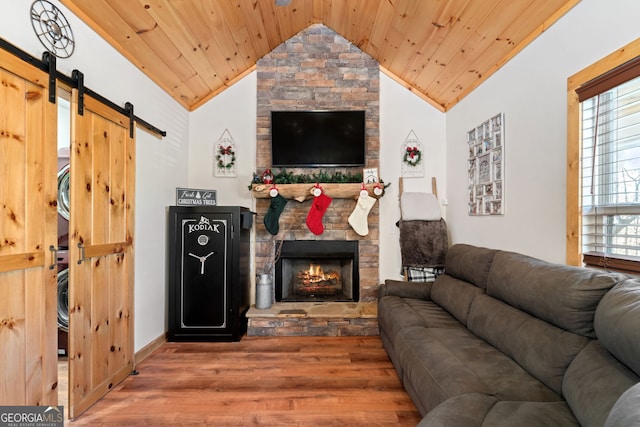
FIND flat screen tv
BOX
[271,110,366,168]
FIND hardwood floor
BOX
[66,336,422,426]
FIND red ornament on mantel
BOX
[261,168,274,184]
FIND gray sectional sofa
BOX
[378,244,640,426]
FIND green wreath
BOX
[216,145,236,169]
[403,146,422,166]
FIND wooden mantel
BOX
[251,183,385,201]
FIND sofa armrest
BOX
[378,279,433,300]
[605,383,640,427]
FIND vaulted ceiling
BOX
[60,0,580,112]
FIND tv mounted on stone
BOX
[270,110,366,168]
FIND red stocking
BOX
[306,193,332,235]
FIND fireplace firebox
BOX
[275,240,359,302]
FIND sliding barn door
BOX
[0,50,58,405]
[68,90,135,418]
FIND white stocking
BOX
[348,193,376,236]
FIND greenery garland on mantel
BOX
[249,169,390,188]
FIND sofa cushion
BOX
[379,279,432,299]
[394,326,560,414]
[378,296,464,344]
[431,275,485,325]
[443,244,497,289]
[562,340,639,427]
[481,400,580,426]
[604,382,640,427]
[594,278,640,376]
[418,393,581,427]
[468,294,589,395]
[394,327,490,414]
[417,393,497,427]
[487,251,625,337]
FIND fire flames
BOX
[301,263,338,283]
[295,263,340,294]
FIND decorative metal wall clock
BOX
[30,0,75,58]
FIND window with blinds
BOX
[580,71,640,271]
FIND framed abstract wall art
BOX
[467,113,504,215]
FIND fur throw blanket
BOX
[398,219,448,268]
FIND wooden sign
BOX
[176,188,217,206]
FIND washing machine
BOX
[57,149,70,248]
[57,252,69,356]
[57,149,70,356]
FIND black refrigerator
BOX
[167,206,253,341]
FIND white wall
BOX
[379,75,447,280]
[1,3,190,351]
[445,0,640,263]
[188,74,257,209]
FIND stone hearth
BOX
[246,302,378,337]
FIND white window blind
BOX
[581,75,640,260]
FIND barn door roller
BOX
[42,51,56,103]
[72,69,84,115]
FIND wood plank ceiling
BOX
[60,0,580,112]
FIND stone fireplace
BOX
[254,23,380,307]
[276,240,359,303]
